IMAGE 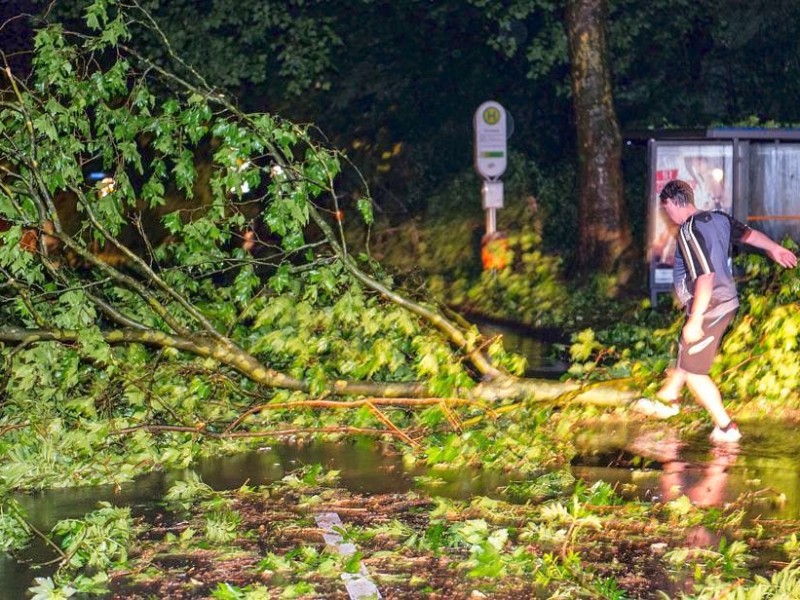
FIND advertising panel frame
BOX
[647,140,735,305]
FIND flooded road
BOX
[4,421,800,597]
[3,322,797,596]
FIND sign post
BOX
[474,101,509,269]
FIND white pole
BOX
[485,207,497,236]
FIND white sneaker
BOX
[632,398,680,419]
[710,422,741,443]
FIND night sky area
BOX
[1,0,36,75]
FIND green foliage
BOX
[0,498,32,553]
[455,230,569,328]
[5,0,794,512]
[609,1,800,129]
[205,506,243,544]
[281,464,340,488]
[4,3,800,597]
[717,248,800,407]
[211,583,271,600]
[257,545,332,594]
[419,407,570,476]
[593,576,629,600]
[501,469,576,503]
[569,329,603,363]
[0,0,592,502]
[22,502,131,597]
[574,480,623,507]
[368,155,572,329]
[784,533,800,560]
[453,519,511,578]
[164,470,216,510]
[467,0,569,90]
[28,574,110,599]
[2,0,526,493]
[51,502,133,571]
[248,270,428,383]
[24,461,792,599]
[560,245,800,411]
[27,577,78,600]
[665,537,752,584]
[682,561,800,600]
[539,496,603,554]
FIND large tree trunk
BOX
[566,0,632,281]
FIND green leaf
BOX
[268,264,292,293]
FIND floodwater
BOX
[475,320,570,379]
[4,425,800,597]
[2,323,799,597]
[574,419,800,519]
[4,424,800,597]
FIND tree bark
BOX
[0,326,637,407]
[566,0,632,282]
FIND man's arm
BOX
[742,229,798,268]
[683,273,714,343]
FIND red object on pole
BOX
[481,233,510,270]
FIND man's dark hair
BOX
[659,180,695,207]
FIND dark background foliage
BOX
[6,0,799,260]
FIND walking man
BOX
[637,179,797,442]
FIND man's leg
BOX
[657,367,686,402]
[685,372,732,428]
[678,309,738,424]
[633,367,683,418]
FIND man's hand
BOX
[682,317,704,344]
[745,230,798,268]
[767,245,798,269]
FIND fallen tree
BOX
[0,1,636,490]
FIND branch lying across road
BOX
[0,325,637,409]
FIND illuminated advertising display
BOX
[648,142,733,299]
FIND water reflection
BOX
[573,421,799,519]
[7,321,799,597]
[0,439,508,597]
[0,474,175,600]
[627,429,741,551]
[621,428,738,506]
[194,440,412,494]
[0,441,411,599]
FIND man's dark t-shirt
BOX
[672,210,751,318]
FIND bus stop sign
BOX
[474,101,508,180]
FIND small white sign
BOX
[474,101,507,180]
[654,268,673,284]
[482,180,504,209]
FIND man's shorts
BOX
[677,309,737,375]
